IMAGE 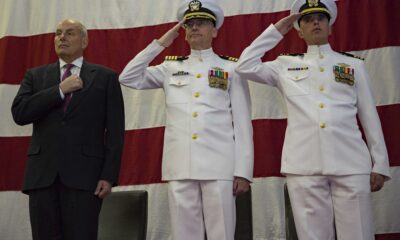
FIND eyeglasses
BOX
[183,19,213,29]
[301,13,329,23]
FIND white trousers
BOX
[167,180,235,240]
[286,174,374,240]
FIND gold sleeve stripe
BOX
[300,8,330,15]
[184,12,217,21]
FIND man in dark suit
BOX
[11,19,125,240]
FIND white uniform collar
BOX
[306,44,333,55]
[189,48,214,61]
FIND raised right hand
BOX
[274,13,302,35]
[59,74,83,94]
[157,21,184,48]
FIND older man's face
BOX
[184,18,217,50]
[54,20,88,62]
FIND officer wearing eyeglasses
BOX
[119,0,253,239]
[235,0,390,239]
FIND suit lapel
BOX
[45,62,65,115]
[45,62,61,88]
[65,60,97,114]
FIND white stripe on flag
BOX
[0,0,299,38]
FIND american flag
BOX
[0,0,399,239]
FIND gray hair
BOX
[57,19,88,38]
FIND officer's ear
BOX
[297,29,304,39]
[81,35,88,49]
[296,19,304,39]
[212,28,218,38]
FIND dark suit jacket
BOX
[11,60,125,193]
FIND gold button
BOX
[194,92,200,98]
[192,112,198,118]
[177,81,182,85]
[319,54,324,59]
[295,76,299,80]
[192,133,198,140]
[320,67,325,72]
[319,103,325,109]
[319,85,325,92]
[196,74,202,78]
[320,122,326,129]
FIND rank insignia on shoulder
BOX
[209,67,229,90]
[165,56,188,61]
[333,63,355,86]
[280,53,304,57]
[172,71,190,76]
[218,55,238,62]
[339,52,364,61]
[288,67,309,71]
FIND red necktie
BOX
[62,63,74,112]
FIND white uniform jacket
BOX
[236,25,390,178]
[120,40,254,181]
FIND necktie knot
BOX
[62,63,74,81]
[65,63,74,71]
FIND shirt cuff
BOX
[59,87,65,99]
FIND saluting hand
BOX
[274,13,302,35]
[157,21,184,48]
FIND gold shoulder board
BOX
[165,56,189,61]
[218,55,238,62]
[339,52,364,61]
[280,53,304,57]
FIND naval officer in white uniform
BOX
[119,0,253,239]
[235,0,390,239]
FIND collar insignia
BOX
[307,0,319,7]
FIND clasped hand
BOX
[59,75,83,94]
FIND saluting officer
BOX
[235,0,390,239]
[119,0,253,239]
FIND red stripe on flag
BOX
[1,104,399,191]
[118,127,164,186]
[376,233,400,240]
[1,0,400,85]
[333,0,400,52]
[0,136,30,191]
[0,34,57,85]
[253,119,285,178]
